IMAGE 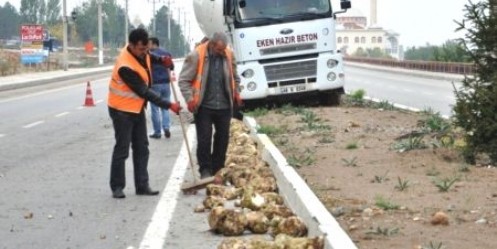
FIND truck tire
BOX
[319,88,343,106]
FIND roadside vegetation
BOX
[453,0,497,165]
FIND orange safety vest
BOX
[190,42,236,110]
[108,47,151,113]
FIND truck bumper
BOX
[238,52,345,100]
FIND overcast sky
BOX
[1,0,477,47]
[347,0,475,48]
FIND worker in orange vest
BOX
[108,28,181,199]
[178,32,242,179]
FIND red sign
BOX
[20,25,44,41]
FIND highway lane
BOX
[344,65,461,117]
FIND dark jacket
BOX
[149,48,174,84]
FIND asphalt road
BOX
[344,64,462,117]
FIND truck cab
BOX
[193,0,351,105]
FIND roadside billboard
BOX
[20,24,46,64]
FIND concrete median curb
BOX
[244,117,358,249]
[1,58,185,92]
[0,66,113,91]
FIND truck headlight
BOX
[242,69,254,78]
[247,82,257,91]
[327,72,337,81]
[327,59,338,68]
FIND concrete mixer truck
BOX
[192,0,351,105]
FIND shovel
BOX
[169,72,215,194]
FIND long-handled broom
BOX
[169,72,215,194]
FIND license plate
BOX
[280,85,306,94]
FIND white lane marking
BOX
[23,121,44,128]
[76,106,84,110]
[0,78,109,104]
[0,84,81,104]
[55,112,70,118]
[0,134,5,138]
[139,127,192,249]
[95,99,104,104]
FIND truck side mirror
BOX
[223,0,234,15]
[239,0,246,8]
[340,0,351,9]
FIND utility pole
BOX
[183,9,186,38]
[149,0,162,36]
[62,0,68,71]
[167,0,171,41]
[124,0,128,45]
[188,19,191,48]
[152,0,156,35]
[98,0,103,65]
[177,7,181,35]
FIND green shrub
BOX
[348,89,366,105]
[453,1,497,164]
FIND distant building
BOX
[336,0,402,59]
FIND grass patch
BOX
[372,170,389,183]
[317,135,334,144]
[373,100,396,110]
[244,107,269,117]
[257,124,284,136]
[422,241,445,249]
[276,103,306,116]
[392,135,427,152]
[365,226,400,237]
[341,156,358,167]
[433,175,459,192]
[287,147,316,168]
[347,89,366,106]
[375,195,400,210]
[394,177,410,191]
[346,141,359,149]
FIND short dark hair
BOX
[149,37,160,46]
[128,28,149,45]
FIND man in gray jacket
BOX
[178,32,241,178]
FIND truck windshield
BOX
[236,0,331,22]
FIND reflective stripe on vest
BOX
[107,48,151,113]
[190,43,236,111]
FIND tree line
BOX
[351,40,471,63]
[0,0,191,57]
[403,40,471,63]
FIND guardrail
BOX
[344,56,475,75]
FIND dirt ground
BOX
[252,100,497,249]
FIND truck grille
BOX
[260,43,317,55]
[264,60,317,82]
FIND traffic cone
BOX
[171,71,177,82]
[83,81,95,107]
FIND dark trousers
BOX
[108,107,150,191]
[194,107,232,175]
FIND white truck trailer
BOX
[193,0,351,105]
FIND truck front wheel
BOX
[319,88,343,106]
